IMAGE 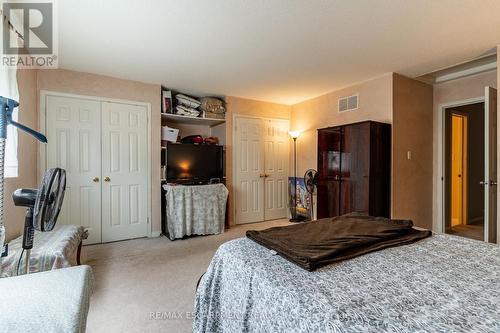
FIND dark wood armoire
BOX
[317,121,391,219]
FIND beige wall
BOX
[289,73,435,228]
[4,70,38,241]
[392,74,434,229]
[432,70,497,231]
[225,96,291,225]
[12,71,291,234]
[433,71,497,106]
[291,74,393,177]
[35,69,163,235]
[174,123,212,139]
[9,58,498,238]
[6,69,162,241]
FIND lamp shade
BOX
[289,131,301,139]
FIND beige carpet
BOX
[82,219,290,333]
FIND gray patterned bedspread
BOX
[194,234,500,332]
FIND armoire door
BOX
[46,95,102,244]
[340,122,370,215]
[317,127,342,219]
[263,119,289,220]
[234,117,265,224]
[101,102,149,242]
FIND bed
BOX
[194,233,500,332]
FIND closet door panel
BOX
[46,95,102,244]
[234,117,265,224]
[101,102,149,242]
[264,119,289,220]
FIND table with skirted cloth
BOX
[163,183,228,240]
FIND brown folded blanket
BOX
[246,213,432,271]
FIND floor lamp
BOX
[289,131,305,222]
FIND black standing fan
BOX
[304,169,318,221]
[12,168,66,274]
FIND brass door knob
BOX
[104,176,111,182]
[259,174,265,178]
[92,177,99,182]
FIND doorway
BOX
[445,103,484,240]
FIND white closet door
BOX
[264,119,289,220]
[46,95,102,244]
[101,102,149,242]
[234,117,265,224]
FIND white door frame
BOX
[39,90,153,238]
[232,114,290,225]
[436,97,484,235]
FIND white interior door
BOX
[484,87,497,243]
[101,102,149,242]
[234,117,265,224]
[263,119,289,220]
[46,95,102,244]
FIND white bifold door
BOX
[45,95,149,244]
[234,116,289,224]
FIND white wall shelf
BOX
[161,113,225,127]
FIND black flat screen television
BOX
[166,143,224,184]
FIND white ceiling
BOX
[58,0,500,105]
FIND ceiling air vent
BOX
[338,94,358,113]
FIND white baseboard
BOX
[150,230,161,238]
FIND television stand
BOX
[177,181,205,186]
[161,183,228,240]
[170,178,222,186]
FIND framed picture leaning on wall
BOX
[162,90,173,113]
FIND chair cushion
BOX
[1,225,88,277]
[0,265,94,333]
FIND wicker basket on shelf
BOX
[200,97,225,114]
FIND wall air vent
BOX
[338,94,358,113]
